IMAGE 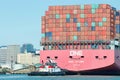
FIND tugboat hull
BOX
[28,71,65,76]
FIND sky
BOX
[0,0,120,49]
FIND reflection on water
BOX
[0,74,120,80]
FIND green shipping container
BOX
[99,22,103,26]
[66,14,70,18]
[92,4,99,9]
[42,33,45,38]
[56,14,60,19]
[73,36,77,40]
[81,5,84,9]
[102,17,107,22]
[92,22,96,26]
[80,14,85,18]
[77,23,81,27]
[91,9,96,14]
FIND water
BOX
[0,74,120,80]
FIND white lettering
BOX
[70,51,82,56]
[68,61,74,63]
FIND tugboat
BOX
[28,59,65,76]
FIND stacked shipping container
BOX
[115,10,120,38]
[41,4,120,44]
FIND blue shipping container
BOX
[73,18,77,23]
[66,18,70,23]
[91,26,95,31]
[45,32,52,37]
[116,24,120,33]
[77,27,81,31]
[116,12,120,16]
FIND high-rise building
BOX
[21,44,35,53]
[0,45,20,68]
[0,46,7,65]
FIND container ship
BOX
[40,4,120,74]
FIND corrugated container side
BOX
[41,4,119,43]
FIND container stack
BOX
[115,10,120,38]
[41,4,119,44]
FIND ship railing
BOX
[40,40,115,50]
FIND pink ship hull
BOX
[40,50,120,72]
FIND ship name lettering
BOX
[70,51,82,56]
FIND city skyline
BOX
[0,0,120,49]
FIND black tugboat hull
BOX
[28,72,65,76]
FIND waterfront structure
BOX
[17,52,40,65]
[0,45,20,68]
[35,49,40,54]
[13,64,25,71]
[21,44,35,53]
[40,4,120,74]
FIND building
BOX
[21,44,35,53]
[0,46,7,65]
[0,45,20,68]
[35,49,40,54]
[17,52,40,65]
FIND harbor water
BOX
[0,74,120,80]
